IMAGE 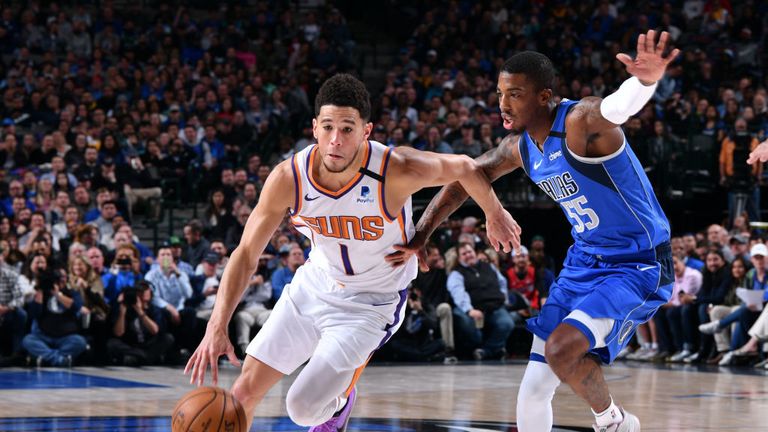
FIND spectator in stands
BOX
[145,246,195,352]
[90,200,118,245]
[226,205,251,252]
[23,270,87,367]
[448,242,514,360]
[452,123,482,158]
[102,244,142,305]
[383,286,446,362]
[409,243,456,362]
[183,220,209,268]
[685,250,731,363]
[678,234,703,271]
[0,259,25,366]
[270,244,305,301]
[202,188,235,240]
[233,260,273,356]
[122,154,162,221]
[87,246,106,277]
[719,117,762,225]
[700,246,767,364]
[192,251,221,321]
[17,253,49,303]
[107,280,174,366]
[658,254,704,362]
[506,246,541,321]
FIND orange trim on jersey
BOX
[378,147,396,222]
[307,143,370,197]
[345,355,372,397]
[291,155,303,215]
[397,209,407,244]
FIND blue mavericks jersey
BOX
[518,99,670,258]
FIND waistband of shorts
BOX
[594,241,671,263]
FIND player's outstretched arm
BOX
[566,30,680,156]
[391,142,521,253]
[386,134,522,269]
[185,160,294,386]
[748,140,768,165]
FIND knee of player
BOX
[285,391,324,426]
[543,334,578,370]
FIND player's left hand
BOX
[485,208,521,254]
[616,30,680,85]
[747,141,768,165]
[386,231,429,272]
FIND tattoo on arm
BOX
[417,139,517,236]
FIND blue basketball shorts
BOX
[526,243,674,364]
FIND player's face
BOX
[497,72,550,134]
[313,105,372,174]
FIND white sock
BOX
[641,342,650,350]
[650,342,658,350]
[592,396,623,427]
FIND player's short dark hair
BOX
[501,51,555,91]
[314,73,371,122]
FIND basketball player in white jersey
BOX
[184,73,521,431]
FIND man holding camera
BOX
[22,271,87,367]
[107,281,174,366]
[720,117,762,225]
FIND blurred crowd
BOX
[2,0,768,367]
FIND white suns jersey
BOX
[288,140,418,294]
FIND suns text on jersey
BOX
[535,171,580,201]
[298,215,385,241]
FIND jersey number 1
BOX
[339,244,355,275]
[562,195,600,233]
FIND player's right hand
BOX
[747,141,768,165]
[485,208,521,254]
[385,234,429,272]
[184,326,241,387]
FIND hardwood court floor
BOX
[0,360,766,431]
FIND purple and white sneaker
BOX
[308,387,357,432]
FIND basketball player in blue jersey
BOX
[184,73,521,432]
[389,30,680,431]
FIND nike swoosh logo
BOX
[372,301,395,306]
[533,159,543,170]
[304,194,319,201]
[637,265,656,271]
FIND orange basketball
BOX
[171,386,247,432]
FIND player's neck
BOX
[314,142,364,190]
[526,104,558,150]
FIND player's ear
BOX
[363,122,373,140]
[312,118,318,140]
[539,88,553,106]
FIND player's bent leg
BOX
[516,337,560,432]
[545,321,611,411]
[231,355,284,430]
[285,354,357,427]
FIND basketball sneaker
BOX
[593,408,640,432]
[309,387,357,432]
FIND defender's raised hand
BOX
[616,30,681,84]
